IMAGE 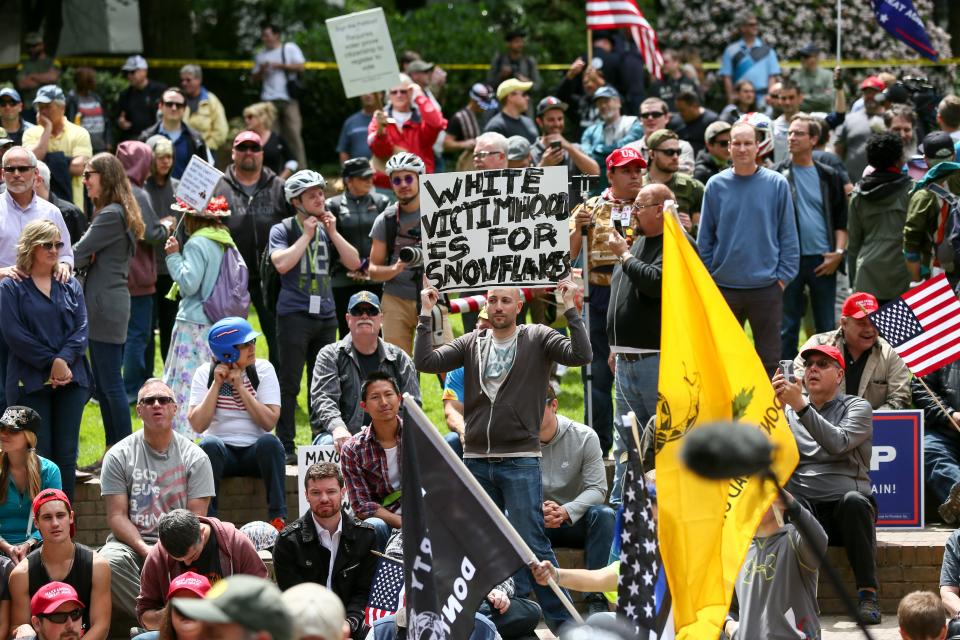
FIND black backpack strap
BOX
[246,364,260,390]
[384,213,399,266]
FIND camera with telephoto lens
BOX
[900,75,942,139]
[398,246,424,267]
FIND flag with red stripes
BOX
[585,1,663,79]
[867,274,960,376]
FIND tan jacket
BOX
[569,195,623,286]
[792,328,912,410]
[185,89,229,150]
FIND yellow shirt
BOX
[22,120,93,209]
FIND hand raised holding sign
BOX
[556,276,580,311]
[420,276,440,313]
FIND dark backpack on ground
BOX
[203,243,251,322]
[259,217,298,315]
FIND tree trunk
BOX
[139,0,196,58]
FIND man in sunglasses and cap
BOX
[642,129,704,235]
[773,344,880,625]
[13,581,86,640]
[9,490,111,640]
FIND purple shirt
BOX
[0,191,74,267]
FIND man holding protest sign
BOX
[413,278,592,630]
[568,147,646,455]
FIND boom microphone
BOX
[680,421,774,480]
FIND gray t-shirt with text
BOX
[370,205,421,300]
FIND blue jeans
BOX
[20,384,88,500]
[582,286,613,454]
[89,340,132,447]
[925,428,960,505]
[545,504,616,572]
[200,433,287,519]
[312,432,334,446]
[611,354,660,506]
[364,516,393,553]
[444,432,464,458]
[465,457,571,628]
[780,255,837,360]
[123,295,154,402]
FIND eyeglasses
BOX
[163,101,185,109]
[3,165,33,174]
[82,170,98,180]
[350,306,380,317]
[39,609,83,624]
[787,130,809,137]
[640,111,665,119]
[391,175,415,186]
[805,359,838,370]
[138,395,175,406]
[235,144,262,153]
[473,150,504,160]
[712,139,730,148]
[652,148,682,157]
[40,241,64,251]
[769,94,781,100]
[634,202,662,210]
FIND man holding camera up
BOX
[366,151,452,355]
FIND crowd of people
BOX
[4,11,960,640]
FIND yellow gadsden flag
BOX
[655,213,799,638]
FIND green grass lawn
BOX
[77,310,589,466]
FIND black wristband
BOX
[797,403,811,418]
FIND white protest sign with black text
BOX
[297,445,341,516]
[326,8,401,98]
[420,166,570,293]
[174,156,223,214]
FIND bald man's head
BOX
[633,183,675,237]
[485,288,524,331]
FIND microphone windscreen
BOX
[681,421,774,480]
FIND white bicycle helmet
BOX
[736,112,774,159]
[284,169,326,203]
[385,151,426,176]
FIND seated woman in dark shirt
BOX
[0,220,90,499]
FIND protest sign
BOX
[420,166,571,293]
[174,156,223,214]
[297,444,341,516]
[869,410,924,529]
[326,8,401,98]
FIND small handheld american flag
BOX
[867,274,960,377]
[365,557,405,625]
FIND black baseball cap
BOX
[342,157,374,179]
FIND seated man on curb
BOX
[773,344,879,625]
[539,384,614,616]
[281,583,351,640]
[13,582,86,640]
[170,575,292,640]
[938,526,960,628]
[912,358,960,524]
[792,292,911,410]
[137,508,267,630]
[339,372,404,552]
[310,291,420,450]
[9,490,111,640]
[189,317,286,530]
[99,378,215,622]
[273,462,377,639]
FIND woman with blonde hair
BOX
[0,220,85,499]
[243,102,297,179]
[76,153,144,464]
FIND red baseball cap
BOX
[841,292,879,319]
[31,582,84,616]
[800,345,845,370]
[32,489,75,538]
[167,571,212,600]
[605,147,646,172]
[859,76,885,92]
[233,131,262,148]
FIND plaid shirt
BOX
[340,419,402,520]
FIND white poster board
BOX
[420,166,571,293]
[326,8,401,98]
[174,156,223,214]
[296,445,341,517]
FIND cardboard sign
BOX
[326,8,401,98]
[420,166,571,293]
[870,410,924,529]
[174,156,223,214]
[296,445,341,517]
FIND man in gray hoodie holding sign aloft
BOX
[414,279,591,631]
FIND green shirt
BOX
[644,172,705,219]
[795,67,835,113]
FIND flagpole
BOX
[916,377,960,433]
[587,28,593,67]
[403,395,585,623]
[835,0,842,67]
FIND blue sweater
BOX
[0,456,62,544]
[697,167,800,289]
[166,235,224,325]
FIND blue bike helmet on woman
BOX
[208,317,260,364]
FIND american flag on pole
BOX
[867,274,960,377]
[586,1,663,79]
[364,557,405,625]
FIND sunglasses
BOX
[138,395,175,406]
[391,175,415,186]
[163,101,185,109]
[235,144,262,153]
[40,241,64,251]
[389,88,411,95]
[473,150,504,160]
[652,148,682,157]
[0,424,24,434]
[712,139,730,148]
[350,306,380,317]
[39,609,83,624]
[0,100,17,107]
[82,170,99,180]
[805,359,838,370]
[5,165,34,174]
[640,111,665,119]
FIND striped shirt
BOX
[190,360,281,447]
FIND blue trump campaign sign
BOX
[872,0,939,61]
[870,410,924,529]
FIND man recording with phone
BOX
[530,96,599,208]
[772,344,879,625]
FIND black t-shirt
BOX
[356,350,381,383]
[183,532,223,585]
[844,344,871,397]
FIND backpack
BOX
[927,183,960,272]
[206,361,260,390]
[203,244,251,323]
[259,217,298,314]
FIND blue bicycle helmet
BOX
[208,317,260,364]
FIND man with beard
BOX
[137,88,208,180]
[580,87,642,190]
[626,97,695,175]
[642,129,704,236]
[530,96,599,207]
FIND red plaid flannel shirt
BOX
[340,420,402,520]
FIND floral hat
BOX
[171,196,231,218]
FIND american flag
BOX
[365,557,405,625]
[867,274,960,377]
[586,0,663,79]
